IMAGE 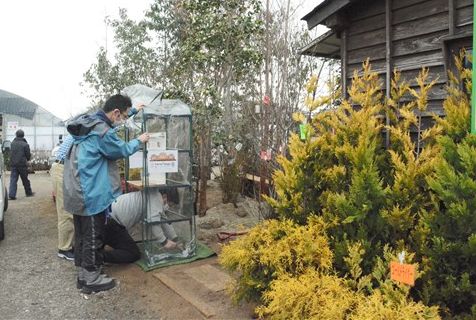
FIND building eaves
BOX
[302,0,360,30]
[300,29,341,58]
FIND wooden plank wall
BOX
[344,0,473,117]
[456,0,473,33]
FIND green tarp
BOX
[135,242,216,272]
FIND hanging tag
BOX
[398,251,405,264]
[263,95,271,106]
[390,251,415,286]
[260,150,271,161]
[299,124,308,140]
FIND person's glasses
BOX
[120,112,129,121]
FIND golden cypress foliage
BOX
[422,50,476,319]
[219,217,332,303]
[220,54,475,318]
[255,245,440,319]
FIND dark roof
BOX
[0,89,38,120]
[300,30,341,58]
[302,0,359,30]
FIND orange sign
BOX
[390,261,416,286]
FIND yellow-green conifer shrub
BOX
[220,60,449,317]
[256,245,440,319]
[382,69,441,258]
[268,60,442,274]
[257,270,358,320]
[351,290,441,320]
[219,217,332,303]
[423,51,476,319]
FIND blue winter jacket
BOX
[63,110,140,216]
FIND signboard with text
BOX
[390,261,416,286]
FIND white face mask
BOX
[113,119,126,127]
[112,110,127,127]
[124,118,137,129]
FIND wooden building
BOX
[301,0,473,118]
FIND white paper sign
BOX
[149,132,167,150]
[148,149,178,173]
[129,151,143,168]
[7,122,18,130]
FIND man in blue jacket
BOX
[63,94,149,294]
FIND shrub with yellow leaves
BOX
[256,244,440,319]
[220,54,474,319]
[219,216,332,303]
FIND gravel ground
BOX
[0,171,256,320]
[0,172,168,320]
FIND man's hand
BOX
[137,132,150,143]
[136,103,145,112]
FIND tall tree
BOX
[253,0,330,198]
[146,0,264,215]
[81,9,161,108]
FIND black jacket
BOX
[10,137,31,167]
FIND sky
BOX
[0,1,320,121]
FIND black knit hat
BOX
[15,129,24,138]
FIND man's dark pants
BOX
[9,166,32,198]
[73,211,140,269]
[73,212,106,271]
[104,218,140,263]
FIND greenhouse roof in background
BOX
[0,89,64,125]
[0,89,38,120]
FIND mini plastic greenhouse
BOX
[122,84,196,267]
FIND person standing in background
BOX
[50,135,75,261]
[9,129,34,200]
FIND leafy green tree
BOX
[81,9,161,108]
[146,0,264,214]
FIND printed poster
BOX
[147,149,178,173]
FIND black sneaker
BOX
[9,196,16,200]
[81,271,116,294]
[58,249,74,261]
[26,192,35,197]
[77,277,86,289]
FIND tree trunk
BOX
[223,78,233,137]
[260,0,271,200]
[198,129,210,216]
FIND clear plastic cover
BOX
[124,85,196,266]
[122,84,191,116]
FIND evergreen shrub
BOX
[220,54,475,319]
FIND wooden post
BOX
[341,29,348,99]
[448,0,455,35]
